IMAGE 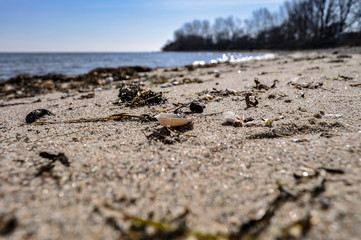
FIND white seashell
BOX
[161,83,173,88]
[322,114,342,118]
[156,113,194,127]
[223,111,241,124]
[226,88,237,94]
[199,94,214,100]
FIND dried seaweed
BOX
[78,92,95,99]
[230,185,296,239]
[39,152,70,167]
[0,98,41,108]
[117,83,166,107]
[319,167,344,174]
[350,83,361,87]
[34,113,156,125]
[120,210,225,240]
[333,74,353,81]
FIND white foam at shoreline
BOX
[192,53,276,66]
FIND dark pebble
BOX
[190,102,204,113]
[25,109,54,123]
[244,117,254,123]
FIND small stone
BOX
[190,102,204,113]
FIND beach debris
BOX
[350,83,361,87]
[230,185,296,239]
[34,113,156,125]
[270,79,279,88]
[288,79,323,89]
[292,138,309,143]
[156,113,194,127]
[78,92,95,99]
[223,111,242,127]
[333,74,353,81]
[154,101,205,114]
[119,208,225,239]
[306,66,320,70]
[226,88,237,94]
[39,152,70,167]
[245,93,259,108]
[319,167,344,174]
[337,54,351,59]
[0,98,41,108]
[319,132,335,138]
[25,109,54,123]
[293,167,317,181]
[244,117,254,123]
[258,71,268,75]
[314,111,342,119]
[268,94,276,99]
[322,113,342,118]
[144,127,182,144]
[189,101,204,113]
[326,59,344,63]
[254,78,269,90]
[160,83,173,88]
[262,118,273,127]
[0,66,152,98]
[117,83,166,107]
[0,212,17,236]
[199,94,214,100]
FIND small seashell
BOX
[226,88,237,94]
[161,83,173,88]
[199,94,214,100]
[223,111,242,127]
[155,113,194,127]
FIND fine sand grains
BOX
[0,49,360,239]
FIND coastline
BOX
[0,48,360,239]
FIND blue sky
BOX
[0,0,285,52]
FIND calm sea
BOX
[0,52,264,81]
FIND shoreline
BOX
[0,48,360,239]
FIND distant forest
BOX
[162,0,361,51]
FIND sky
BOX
[0,0,285,52]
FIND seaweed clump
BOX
[117,83,166,107]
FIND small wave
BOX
[192,53,276,66]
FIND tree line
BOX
[162,0,361,51]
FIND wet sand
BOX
[0,48,360,239]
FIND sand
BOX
[0,48,360,240]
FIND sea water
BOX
[0,52,272,81]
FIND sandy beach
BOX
[1,48,360,239]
